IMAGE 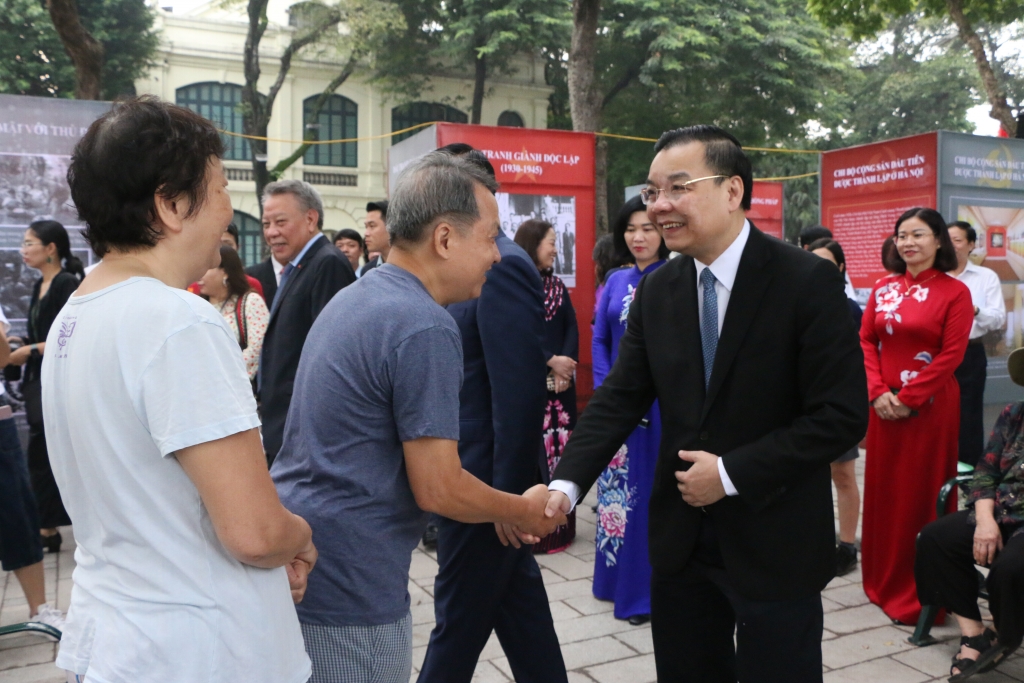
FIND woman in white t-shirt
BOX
[43,96,316,683]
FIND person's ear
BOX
[433,221,454,261]
[153,188,187,237]
[726,177,744,212]
[307,210,319,232]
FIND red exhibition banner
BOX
[748,181,784,240]
[821,132,938,289]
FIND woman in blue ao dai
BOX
[591,196,670,623]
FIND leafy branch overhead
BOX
[808,0,1024,134]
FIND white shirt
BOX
[0,306,8,398]
[549,221,750,509]
[43,278,310,683]
[272,255,287,286]
[954,261,1006,339]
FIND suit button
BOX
[700,432,709,441]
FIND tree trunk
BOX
[243,0,271,204]
[471,52,486,124]
[568,0,607,235]
[946,0,1016,136]
[46,0,103,99]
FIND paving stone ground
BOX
[3,454,1023,682]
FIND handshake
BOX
[495,485,572,548]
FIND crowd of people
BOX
[0,94,1021,683]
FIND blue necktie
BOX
[699,268,719,389]
[269,263,295,317]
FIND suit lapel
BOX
[268,236,325,327]
[701,226,772,421]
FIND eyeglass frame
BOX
[639,175,730,206]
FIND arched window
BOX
[233,210,264,267]
[176,82,253,161]
[303,94,357,168]
[497,110,524,127]
[391,102,467,143]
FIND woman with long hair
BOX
[515,218,579,553]
[860,207,974,624]
[8,219,84,552]
[591,195,670,624]
[198,245,269,381]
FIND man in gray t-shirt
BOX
[272,152,566,683]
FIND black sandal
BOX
[949,629,1007,682]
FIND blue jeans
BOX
[0,415,44,571]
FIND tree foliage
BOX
[0,0,156,99]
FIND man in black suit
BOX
[417,152,566,683]
[358,200,389,277]
[546,126,869,683]
[258,179,355,464]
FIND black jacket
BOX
[246,258,279,306]
[446,235,548,494]
[552,225,869,601]
[259,236,355,461]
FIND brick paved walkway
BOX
[3,455,1023,682]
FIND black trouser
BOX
[915,510,1024,652]
[27,423,70,528]
[955,342,987,467]
[651,519,824,683]
[418,518,567,683]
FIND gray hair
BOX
[262,179,324,229]
[387,152,499,246]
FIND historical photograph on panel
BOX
[0,154,78,226]
[496,193,577,288]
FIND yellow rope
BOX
[217,120,439,145]
[756,171,819,181]
[595,131,821,155]
[218,121,821,158]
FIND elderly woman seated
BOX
[915,348,1024,682]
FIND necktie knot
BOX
[700,267,717,288]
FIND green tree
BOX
[0,0,156,99]
[554,0,847,234]
[239,0,404,201]
[808,0,1024,135]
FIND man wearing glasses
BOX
[545,125,868,683]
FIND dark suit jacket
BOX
[246,258,278,306]
[260,236,355,460]
[553,224,869,601]
[446,235,548,494]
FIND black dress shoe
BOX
[836,543,858,576]
[421,524,438,550]
[41,531,62,554]
[628,614,650,626]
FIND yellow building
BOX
[136,1,552,265]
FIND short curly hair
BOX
[68,96,225,256]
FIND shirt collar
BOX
[271,255,286,272]
[289,232,324,267]
[956,261,979,278]
[694,220,750,293]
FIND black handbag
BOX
[21,376,43,427]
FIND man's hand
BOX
[546,490,572,519]
[286,542,318,604]
[514,484,567,539]
[495,522,539,548]
[675,451,726,507]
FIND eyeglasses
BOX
[893,231,933,244]
[21,241,41,248]
[640,175,729,205]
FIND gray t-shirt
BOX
[272,264,462,627]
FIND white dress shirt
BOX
[549,221,751,509]
[272,255,287,286]
[954,261,1006,339]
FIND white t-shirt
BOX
[41,277,310,683]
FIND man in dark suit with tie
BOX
[417,148,567,683]
[546,125,869,683]
[258,179,355,465]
